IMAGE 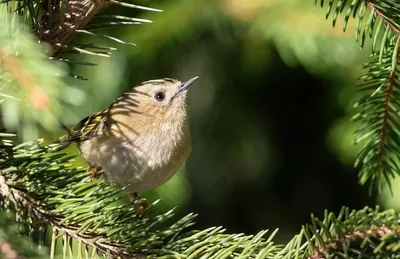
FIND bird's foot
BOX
[133,192,148,215]
[88,165,103,181]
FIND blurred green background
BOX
[41,0,400,244]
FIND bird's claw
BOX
[133,192,148,215]
[88,165,103,181]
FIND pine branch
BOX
[316,0,399,60]
[38,0,113,57]
[0,0,159,139]
[34,0,161,57]
[279,206,400,259]
[0,5,79,141]
[1,0,160,69]
[2,0,400,257]
[352,37,400,194]
[3,132,400,258]
[0,134,281,258]
[315,0,400,193]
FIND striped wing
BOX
[55,110,109,151]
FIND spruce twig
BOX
[37,0,113,57]
[317,0,400,194]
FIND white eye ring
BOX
[154,92,166,101]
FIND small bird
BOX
[54,76,199,204]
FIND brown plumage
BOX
[55,77,199,197]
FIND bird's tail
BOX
[50,124,80,152]
[51,134,73,152]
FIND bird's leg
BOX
[87,164,103,180]
[133,192,148,215]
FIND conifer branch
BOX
[0,164,151,258]
[316,0,399,59]
[0,135,280,258]
[0,0,158,139]
[0,5,74,140]
[316,0,400,193]
[368,1,400,34]
[309,226,400,258]
[38,0,112,57]
[352,37,400,193]
[35,0,160,57]
[278,206,400,259]
[1,0,400,257]
[0,171,137,258]
[378,36,399,168]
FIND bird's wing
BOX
[54,109,110,151]
[80,109,110,140]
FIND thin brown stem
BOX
[377,36,400,168]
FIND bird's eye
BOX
[154,92,165,101]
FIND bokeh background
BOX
[41,0,400,244]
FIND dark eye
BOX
[154,92,165,101]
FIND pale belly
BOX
[78,135,190,193]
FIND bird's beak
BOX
[176,76,199,95]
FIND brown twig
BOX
[38,0,112,57]
[377,35,400,169]
[309,226,400,259]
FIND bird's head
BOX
[108,76,199,136]
[129,76,199,118]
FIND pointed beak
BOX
[176,76,199,95]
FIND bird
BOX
[54,76,199,208]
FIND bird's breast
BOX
[78,122,191,193]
